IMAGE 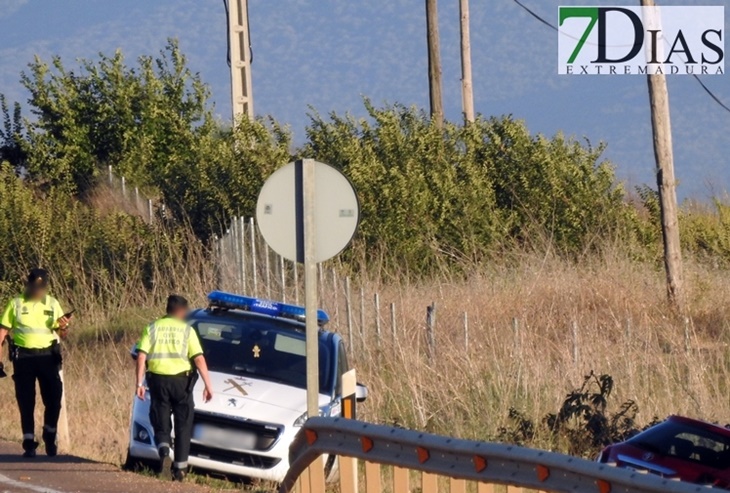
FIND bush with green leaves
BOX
[306,102,632,271]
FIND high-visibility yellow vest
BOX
[0,294,63,349]
[137,316,203,375]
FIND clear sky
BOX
[0,0,728,200]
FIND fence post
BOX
[359,287,365,338]
[239,216,247,294]
[264,242,272,298]
[135,187,140,209]
[332,268,339,326]
[390,302,397,343]
[279,255,286,302]
[233,217,242,293]
[463,311,469,351]
[317,263,324,304]
[249,217,258,297]
[294,263,299,305]
[572,320,579,365]
[512,317,520,357]
[345,277,353,353]
[148,199,153,223]
[684,317,691,353]
[426,303,436,361]
[108,165,113,184]
[374,293,381,347]
[121,176,126,197]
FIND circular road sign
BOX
[256,159,359,264]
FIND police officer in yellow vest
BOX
[0,269,71,458]
[135,295,213,482]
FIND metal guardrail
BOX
[279,417,713,493]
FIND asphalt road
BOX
[0,441,224,493]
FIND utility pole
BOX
[228,0,254,121]
[425,0,444,127]
[641,0,684,311]
[459,0,475,123]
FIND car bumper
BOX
[128,423,297,482]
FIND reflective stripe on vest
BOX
[13,327,53,335]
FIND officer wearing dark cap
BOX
[0,269,71,458]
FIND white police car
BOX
[126,291,367,482]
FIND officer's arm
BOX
[193,355,214,402]
[135,352,147,388]
[0,327,7,356]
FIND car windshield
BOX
[629,419,730,469]
[189,315,334,395]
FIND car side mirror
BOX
[356,383,368,403]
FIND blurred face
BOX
[170,306,188,320]
[26,284,47,301]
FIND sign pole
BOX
[298,159,319,418]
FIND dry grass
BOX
[1,250,729,469]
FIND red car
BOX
[598,415,730,488]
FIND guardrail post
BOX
[339,369,358,493]
[450,478,467,493]
[364,462,381,493]
[394,467,409,492]
[422,472,438,493]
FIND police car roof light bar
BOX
[207,291,330,325]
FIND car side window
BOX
[336,341,349,396]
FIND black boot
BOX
[172,468,187,482]
[158,445,172,480]
[22,439,38,458]
[42,429,57,457]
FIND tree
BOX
[0,94,25,171]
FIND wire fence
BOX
[105,165,162,223]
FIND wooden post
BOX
[426,302,436,361]
[572,320,579,365]
[345,277,354,353]
[233,217,242,293]
[459,0,475,123]
[108,165,113,184]
[332,268,339,326]
[359,287,365,337]
[339,370,358,493]
[463,311,469,351]
[249,217,258,297]
[294,263,299,305]
[425,0,444,127]
[279,255,286,302]
[374,293,381,347]
[264,243,272,298]
[240,216,247,293]
[121,176,126,197]
[641,0,684,312]
[390,302,397,343]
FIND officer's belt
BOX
[148,370,192,378]
[16,343,57,357]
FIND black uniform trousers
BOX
[147,372,194,467]
[13,353,63,437]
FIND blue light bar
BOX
[207,291,330,325]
